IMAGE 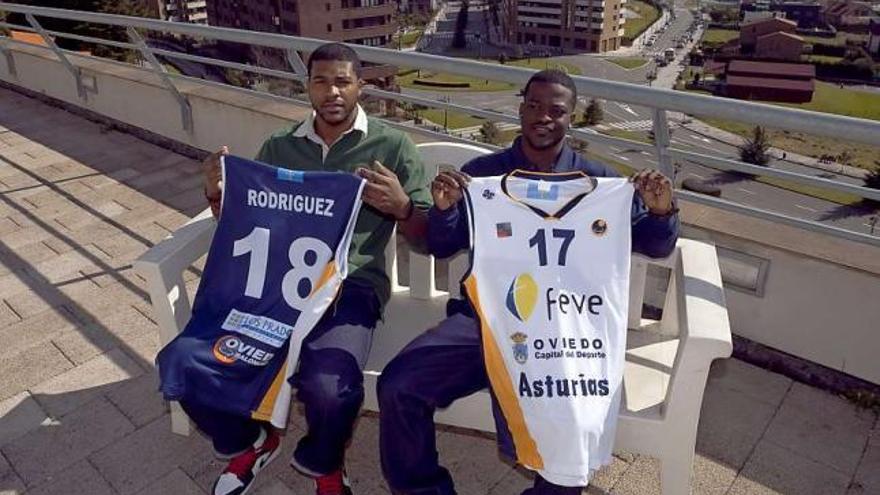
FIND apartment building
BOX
[497,0,627,53]
[207,0,397,80]
[143,0,209,24]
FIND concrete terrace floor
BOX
[0,86,877,495]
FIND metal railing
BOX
[1,2,879,247]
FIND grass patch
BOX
[601,128,652,144]
[585,151,638,176]
[499,128,521,144]
[804,54,845,64]
[418,109,485,129]
[398,70,515,92]
[391,29,423,49]
[701,28,740,45]
[504,58,582,75]
[803,32,867,47]
[692,82,880,170]
[780,82,880,121]
[398,58,581,92]
[756,175,863,205]
[607,57,648,69]
[623,0,660,42]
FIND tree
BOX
[479,121,502,145]
[7,0,147,63]
[582,98,604,126]
[739,126,771,167]
[452,1,470,49]
[569,137,589,154]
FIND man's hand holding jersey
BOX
[631,169,674,216]
[431,169,470,211]
[203,146,228,217]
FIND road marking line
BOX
[688,173,705,179]
[615,155,631,161]
[794,204,817,212]
[737,188,755,195]
[641,151,652,156]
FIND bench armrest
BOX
[133,208,216,343]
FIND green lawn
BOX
[803,32,868,47]
[397,58,581,92]
[623,0,660,42]
[391,29,423,49]
[607,57,649,69]
[783,81,880,121]
[701,28,740,45]
[418,109,485,129]
[601,128,652,144]
[691,82,880,171]
[504,58,582,75]
[804,54,845,64]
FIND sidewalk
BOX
[0,86,878,495]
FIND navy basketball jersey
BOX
[157,155,364,427]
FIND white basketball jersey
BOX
[463,171,634,486]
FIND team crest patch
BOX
[496,222,512,238]
[592,219,608,236]
[511,332,529,364]
[482,189,495,200]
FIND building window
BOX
[328,23,333,31]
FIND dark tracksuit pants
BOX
[181,284,380,476]
[378,312,582,495]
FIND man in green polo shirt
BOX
[194,43,431,495]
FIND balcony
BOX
[0,3,878,495]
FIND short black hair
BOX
[307,43,363,77]
[522,69,577,106]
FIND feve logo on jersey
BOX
[506,273,538,322]
[212,335,275,367]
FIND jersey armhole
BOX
[460,184,478,285]
[335,177,366,279]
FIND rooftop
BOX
[0,75,878,495]
[727,60,817,78]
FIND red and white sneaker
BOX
[212,428,281,495]
[314,468,353,495]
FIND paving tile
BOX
[591,455,631,493]
[0,301,20,328]
[30,349,144,418]
[88,414,210,495]
[610,455,660,495]
[0,452,26,495]
[763,382,874,476]
[104,370,168,427]
[849,442,880,495]
[24,460,115,495]
[2,290,67,320]
[692,453,737,495]
[728,440,850,495]
[133,468,205,495]
[0,392,49,448]
[696,384,778,470]
[707,359,792,408]
[434,426,515,495]
[488,466,534,495]
[1,397,134,487]
[51,320,155,368]
[0,341,74,402]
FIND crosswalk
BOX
[597,119,681,132]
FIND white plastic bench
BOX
[134,142,732,495]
